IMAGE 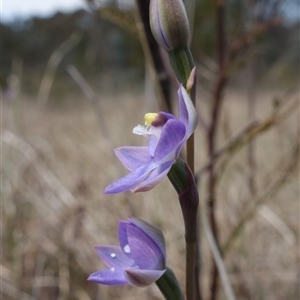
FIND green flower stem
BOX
[156,268,185,300]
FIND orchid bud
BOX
[149,0,190,52]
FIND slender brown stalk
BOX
[186,77,199,300]
[206,12,283,299]
[134,0,172,112]
[186,240,197,300]
[208,1,227,299]
[196,121,258,180]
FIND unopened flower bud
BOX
[149,0,190,52]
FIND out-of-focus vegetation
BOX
[1,9,144,97]
[1,1,299,99]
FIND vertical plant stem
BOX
[186,132,196,300]
[186,240,196,300]
[208,1,227,300]
[186,73,200,300]
[187,77,203,300]
[194,217,202,300]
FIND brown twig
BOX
[196,121,259,181]
[216,96,299,185]
[134,0,172,112]
[228,18,282,62]
[207,1,227,299]
[207,11,283,300]
[196,93,298,184]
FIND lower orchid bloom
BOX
[104,85,198,194]
[88,217,166,287]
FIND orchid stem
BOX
[186,73,198,300]
[187,135,195,174]
[186,237,196,300]
[165,33,199,300]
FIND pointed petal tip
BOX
[87,274,95,281]
[103,184,125,195]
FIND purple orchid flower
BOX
[88,217,166,287]
[104,85,198,194]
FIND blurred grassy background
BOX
[1,0,299,299]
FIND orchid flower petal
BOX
[118,221,133,260]
[147,127,163,157]
[88,268,128,285]
[132,161,173,193]
[94,246,135,269]
[103,162,158,194]
[154,119,186,163]
[115,146,152,171]
[129,217,166,265]
[178,85,198,138]
[124,268,166,287]
[126,223,165,270]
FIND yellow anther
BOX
[144,113,159,126]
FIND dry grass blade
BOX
[2,130,76,207]
[201,198,237,300]
[37,33,82,107]
[66,64,112,143]
[258,205,296,246]
[57,253,70,300]
[1,280,35,300]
